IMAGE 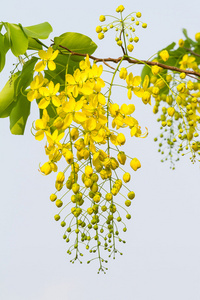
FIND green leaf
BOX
[0,72,20,118]
[182,28,196,47]
[23,22,53,39]
[0,33,6,72]
[9,92,30,135]
[4,23,28,56]
[53,32,97,57]
[27,37,43,50]
[141,64,151,83]
[164,42,176,52]
[15,56,38,96]
[3,33,11,54]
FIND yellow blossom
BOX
[27,73,46,102]
[35,47,59,72]
[159,50,169,62]
[179,54,195,70]
[38,81,61,109]
[130,158,141,171]
[35,109,50,141]
[126,73,143,99]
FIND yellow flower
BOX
[38,81,61,109]
[27,73,46,102]
[99,15,106,22]
[96,26,102,33]
[46,129,65,148]
[151,65,161,75]
[116,5,125,12]
[159,50,169,62]
[119,67,128,80]
[123,172,131,183]
[35,47,59,72]
[116,133,126,145]
[179,54,195,70]
[117,151,126,165]
[40,162,52,175]
[56,172,65,183]
[178,39,184,47]
[130,158,141,171]
[126,73,142,99]
[35,109,50,141]
[85,165,93,177]
[127,44,134,52]
[40,161,57,175]
[195,32,200,42]
[62,97,86,128]
[167,107,175,117]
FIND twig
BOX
[184,48,200,58]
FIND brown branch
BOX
[58,44,200,79]
[184,48,200,58]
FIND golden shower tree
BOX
[0,5,199,272]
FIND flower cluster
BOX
[148,46,200,167]
[28,46,145,272]
[25,7,200,272]
[96,6,147,52]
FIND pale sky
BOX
[1,0,200,299]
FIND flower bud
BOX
[116,5,125,12]
[178,39,184,47]
[85,165,93,177]
[119,68,127,80]
[159,50,169,62]
[40,162,52,175]
[56,171,65,183]
[54,214,60,221]
[91,182,98,193]
[72,183,80,194]
[99,15,106,22]
[110,157,119,170]
[66,179,72,189]
[55,199,63,208]
[83,177,92,187]
[98,33,104,40]
[130,158,141,171]
[55,182,63,191]
[128,191,135,199]
[117,151,126,165]
[167,107,175,117]
[50,194,57,202]
[71,128,79,141]
[96,26,102,33]
[105,193,113,201]
[195,32,200,42]
[127,44,134,52]
[117,133,126,145]
[64,150,73,164]
[125,200,131,207]
[93,194,101,203]
[123,172,131,183]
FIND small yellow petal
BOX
[35,61,46,72]
[48,60,56,71]
[35,130,45,141]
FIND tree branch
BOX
[58,44,200,79]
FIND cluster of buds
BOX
[96,5,147,52]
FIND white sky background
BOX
[0,0,200,299]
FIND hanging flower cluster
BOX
[22,5,200,272]
[28,47,146,272]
